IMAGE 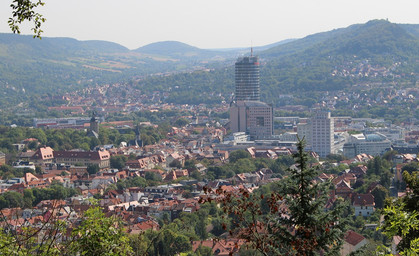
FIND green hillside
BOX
[134,41,227,60]
[134,20,419,106]
[259,20,419,97]
[399,24,419,39]
[1,20,419,110]
[0,34,236,107]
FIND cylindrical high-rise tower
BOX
[235,56,260,101]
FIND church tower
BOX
[88,111,99,138]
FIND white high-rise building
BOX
[311,111,334,157]
[297,121,311,149]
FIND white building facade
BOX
[311,111,334,157]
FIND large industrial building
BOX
[343,133,391,159]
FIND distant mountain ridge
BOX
[0,19,419,108]
[134,41,223,59]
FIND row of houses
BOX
[17,146,111,169]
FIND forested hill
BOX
[135,20,419,106]
[1,20,419,108]
[133,41,225,60]
[258,20,419,97]
[0,34,241,107]
[262,20,419,59]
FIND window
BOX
[256,117,264,126]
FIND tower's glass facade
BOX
[235,56,260,101]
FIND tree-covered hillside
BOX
[0,34,236,107]
[1,20,419,110]
[133,20,419,106]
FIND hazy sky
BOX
[1,0,419,50]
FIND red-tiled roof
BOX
[344,230,366,246]
[353,193,374,206]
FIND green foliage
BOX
[366,156,392,189]
[188,245,213,256]
[0,164,33,180]
[0,126,135,157]
[380,171,419,254]
[0,191,23,209]
[69,206,133,256]
[371,185,389,209]
[9,0,46,38]
[169,159,183,168]
[233,158,256,174]
[228,149,251,163]
[116,176,147,190]
[325,154,346,163]
[203,153,296,181]
[142,228,192,256]
[401,162,419,174]
[139,124,171,146]
[87,164,100,175]
[0,204,131,256]
[0,223,64,255]
[18,182,78,209]
[205,166,233,180]
[174,118,189,127]
[380,204,419,255]
[270,155,295,175]
[110,155,127,170]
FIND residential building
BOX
[31,146,54,165]
[353,193,375,217]
[91,175,116,189]
[53,150,110,169]
[341,230,368,255]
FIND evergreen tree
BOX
[274,139,345,255]
[202,139,345,255]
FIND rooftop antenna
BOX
[250,40,253,56]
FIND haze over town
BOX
[1,0,419,49]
